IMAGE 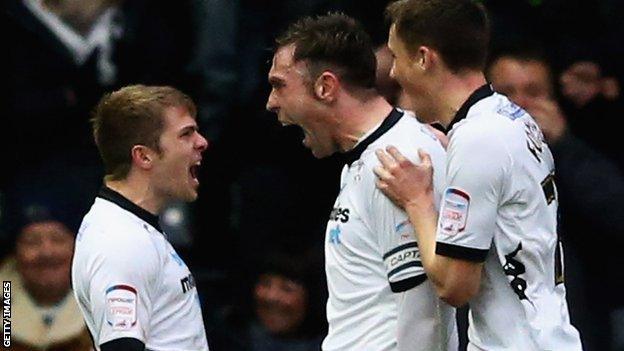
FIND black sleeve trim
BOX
[436,242,488,262]
[101,337,145,351]
[383,242,418,260]
[390,274,428,292]
[388,261,423,279]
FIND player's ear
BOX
[314,71,339,103]
[413,45,432,71]
[131,145,154,170]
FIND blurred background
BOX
[0,0,622,350]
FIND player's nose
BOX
[389,61,397,80]
[196,133,209,152]
[266,91,279,113]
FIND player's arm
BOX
[369,150,429,295]
[101,337,146,351]
[85,232,158,347]
[390,191,482,307]
[375,143,499,307]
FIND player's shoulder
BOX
[471,93,532,133]
[451,94,526,149]
[364,110,445,164]
[80,199,146,237]
[75,198,159,259]
[389,110,445,148]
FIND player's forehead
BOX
[387,24,399,53]
[163,105,197,131]
[494,58,549,84]
[269,44,306,80]
[388,24,414,58]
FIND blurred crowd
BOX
[0,0,622,350]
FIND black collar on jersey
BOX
[341,108,403,166]
[97,186,163,233]
[445,84,494,134]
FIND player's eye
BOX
[269,79,285,89]
[180,128,196,138]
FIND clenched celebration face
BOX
[266,44,338,158]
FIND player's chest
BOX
[156,241,198,302]
[325,163,377,255]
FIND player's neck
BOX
[105,178,162,215]
[434,71,487,128]
[335,94,393,153]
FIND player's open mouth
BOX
[280,121,310,148]
[189,162,201,184]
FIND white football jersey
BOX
[322,109,457,351]
[437,85,582,350]
[72,187,209,351]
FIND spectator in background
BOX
[560,61,606,109]
[487,46,624,351]
[0,202,91,351]
[557,58,624,170]
[2,0,123,188]
[209,251,326,351]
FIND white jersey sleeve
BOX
[436,125,511,262]
[80,228,159,345]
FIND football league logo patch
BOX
[497,100,527,120]
[105,285,138,331]
[439,187,470,236]
[395,219,414,241]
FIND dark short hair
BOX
[275,12,377,91]
[92,85,196,181]
[488,43,551,70]
[386,0,490,72]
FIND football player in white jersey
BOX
[72,85,210,351]
[374,1,582,350]
[266,13,456,351]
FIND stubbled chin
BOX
[187,185,199,201]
